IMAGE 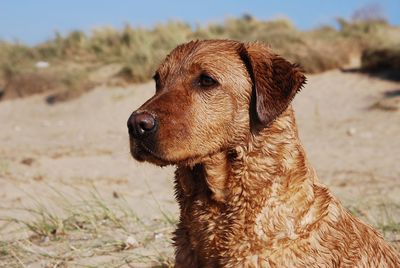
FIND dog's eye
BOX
[198,74,217,88]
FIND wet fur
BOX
[128,40,400,267]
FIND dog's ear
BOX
[238,42,306,131]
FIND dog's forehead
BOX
[157,40,243,78]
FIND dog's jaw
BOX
[129,139,172,166]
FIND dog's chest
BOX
[180,192,271,265]
[175,165,276,264]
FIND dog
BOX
[127,40,400,267]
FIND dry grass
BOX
[1,188,398,267]
[1,16,400,102]
[0,187,176,267]
[1,69,94,103]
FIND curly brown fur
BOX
[128,40,400,267]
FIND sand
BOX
[0,69,399,266]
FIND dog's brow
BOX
[193,64,221,79]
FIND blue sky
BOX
[1,0,399,45]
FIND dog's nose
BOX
[127,112,157,138]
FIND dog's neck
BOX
[176,107,326,235]
[204,106,316,202]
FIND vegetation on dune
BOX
[0,187,175,267]
[362,46,400,70]
[0,16,399,101]
[0,189,398,266]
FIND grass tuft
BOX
[0,187,176,267]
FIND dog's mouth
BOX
[130,138,219,167]
[130,140,172,166]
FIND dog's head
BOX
[127,40,306,166]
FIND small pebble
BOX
[154,233,164,240]
[125,235,139,249]
[346,127,356,136]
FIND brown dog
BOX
[127,40,400,267]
